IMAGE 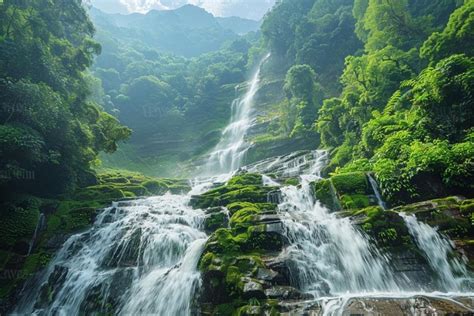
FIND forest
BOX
[0,0,473,315]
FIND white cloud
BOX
[115,0,275,20]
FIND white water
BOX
[276,151,399,297]
[15,193,209,315]
[15,56,272,316]
[204,54,270,175]
[401,213,470,291]
[367,174,387,210]
[272,152,473,314]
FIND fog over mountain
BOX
[91,0,276,20]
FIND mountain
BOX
[216,16,260,35]
[90,5,257,57]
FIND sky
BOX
[91,0,276,21]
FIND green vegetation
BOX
[259,0,473,206]
[0,0,131,198]
[0,169,183,300]
[193,174,283,314]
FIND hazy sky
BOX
[91,0,276,20]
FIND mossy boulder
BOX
[227,202,276,216]
[196,176,289,313]
[331,172,370,195]
[392,196,472,239]
[191,185,275,209]
[205,209,229,234]
[312,179,341,211]
[353,207,414,250]
[227,174,263,186]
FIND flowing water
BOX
[12,52,474,314]
[367,174,387,210]
[401,213,470,291]
[276,151,399,297]
[204,54,270,175]
[14,54,272,316]
[268,151,473,314]
[15,194,208,315]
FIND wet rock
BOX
[242,278,266,299]
[256,268,279,282]
[265,286,312,300]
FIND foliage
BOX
[0,0,131,196]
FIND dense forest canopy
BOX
[0,0,131,197]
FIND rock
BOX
[256,268,279,282]
[242,278,266,299]
[265,286,312,300]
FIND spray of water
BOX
[205,54,270,175]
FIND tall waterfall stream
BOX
[13,54,474,315]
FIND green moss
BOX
[331,172,369,195]
[284,178,299,186]
[227,174,263,186]
[226,202,276,216]
[312,179,339,211]
[191,185,274,209]
[74,185,125,201]
[230,207,261,232]
[205,212,228,233]
[340,194,370,210]
[461,199,474,215]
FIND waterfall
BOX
[276,151,399,296]
[27,213,45,255]
[14,56,273,316]
[15,193,209,315]
[400,213,470,291]
[367,173,387,210]
[205,54,270,175]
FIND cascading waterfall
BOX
[205,54,270,175]
[367,173,387,210]
[276,151,399,296]
[15,54,271,316]
[401,213,470,291]
[15,194,208,315]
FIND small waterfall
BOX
[367,173,387,210]
[277,152,398,297]
[27,213,45,255]
[400,213,470,291]
[262,174,279,187]
[205,54,270,175]
[15,193,209,315]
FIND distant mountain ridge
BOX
[90,4,259,57]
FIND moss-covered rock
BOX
[392,196,472,239]
[227,202,276,216]
[227,174,263,187]
[340,194,371,210]
[331,172,370,195]
[196,175,291,314]
[312,179,341,211]
[191,184,275,209]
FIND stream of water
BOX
[276,152,399,296]
[14,54,271,316]
[204,54,270,175]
